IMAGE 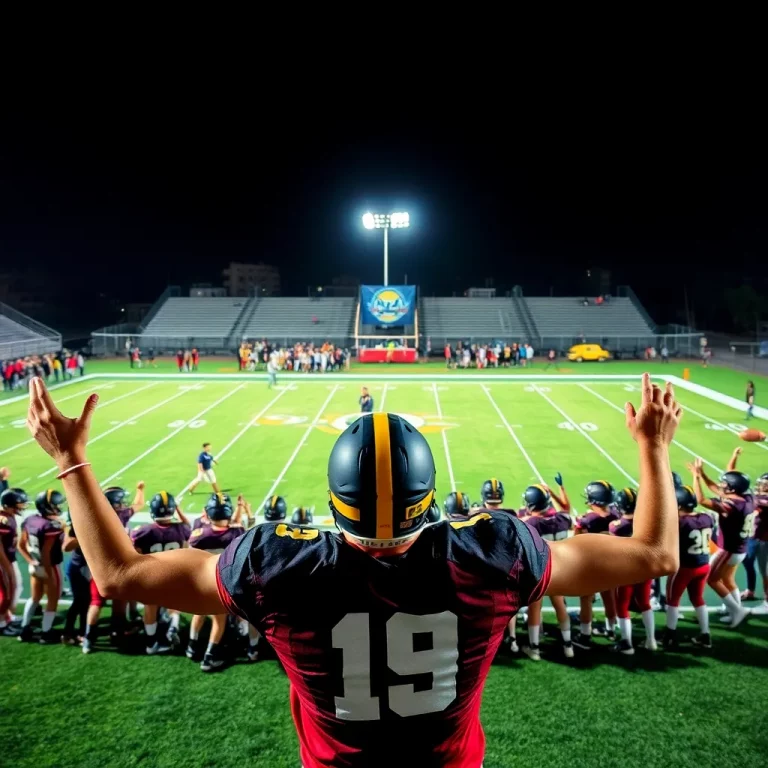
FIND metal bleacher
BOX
[419,297,527,342]
[240,298,356,344]
[0,303,62,358]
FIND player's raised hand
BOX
[624,374,682,445]
[26,377,98,470]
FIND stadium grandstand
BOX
[0,301,62,358]
[89,284,706,359]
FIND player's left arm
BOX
[133,481,145,510]
[692,471,723,514]
[175,506,190,527]
[17,528,33,565]
[727,447,741,472]
[25,377,226,616]
[547,475,571,513]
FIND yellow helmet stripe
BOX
[534,484,548,496]
[599,480,610,489]
[456,491,463,508]
[160,490,168,507]
[47,489,53,503]
[217,492,224,504]
[491,478,497,493]
[373,413,393,539]
[330,492,361,521]
[271,495,277,509]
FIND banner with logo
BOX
[360,285,416,327]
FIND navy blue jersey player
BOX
[31,373,684,768]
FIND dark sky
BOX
[1,112,765,331]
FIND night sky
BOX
[1,113,765,333]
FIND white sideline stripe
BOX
[532,384,639,485]
[175,386,292,498]
[0,382,160,458]
[258,385,340,510]
[579,383,725,474]
[0,374,100,407]
[37,385,189,479]
[378,382,388,412]
[660,374,768,421]
[482,385,544,483]
[669,398,768,453]
[98,384,247,486]
[433,382,457,491]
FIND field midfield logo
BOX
[368,287,410,324]
[317,412,458,435]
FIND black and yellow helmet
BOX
[35,489,66,517]
[264,495,287,521]
[328,413,436,548]
[149,491,177,521]
[523,484,551,512]
[291,506,314,525]
[615,487,637,514]
[676,485,697,511]
[443,491,471,520]
[481,478,505,504]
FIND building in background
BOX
[222,262,280,297]
[190,284,227,297]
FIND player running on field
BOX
[17,490,66,643]
[572,481,621,649]
[0,488,27,636]
[187,442,220,495]
[517,475,574,660]
[610,487,657,654]
[186,492,245,670]
[662,484,715,649]
[690,457,753,628]
[27,373,682,768]
[130,491,191,654]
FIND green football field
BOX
[2,360,768,767]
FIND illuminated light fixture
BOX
[360,211,410,284]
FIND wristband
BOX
[56,462,91,479]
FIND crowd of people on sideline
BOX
[238,339,351,373]
[2,351,85,391]
[443,341,535,368]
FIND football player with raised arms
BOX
[690,456,753,628]
[517,476,574,660]
[26,373,682,768]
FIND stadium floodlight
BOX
[361,211,410,285]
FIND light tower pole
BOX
[362,211,410,286]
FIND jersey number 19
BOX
[332,611,459,721]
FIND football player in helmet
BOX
[479,478,515,516]
[572,480,621,650]
[518,477,574,660]
[263,495,288,522]
[663,485,715,649]
[610,488,657,654]
[691,457,752,628]
[130,491,191,653]
[291,507,314,526]
[17,489,66,643]
[443,491,471,521]
[82,485,143,654]
[61,510,91,645]
[0,487,27,636]
[725,448,760,602]
[32,374,684,768]
[186,492,243,671]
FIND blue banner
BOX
[360,285,416,327]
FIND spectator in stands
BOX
[661,344,669,363]
[77,352,85,377]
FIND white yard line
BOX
[258,385,340,510]
[0,374,99,407]
[175,386,292,498]
[0,382,159,458]
[98,384,247,487]
[532,384,638,485]
[482,385,544,483]
[580,384,725,474]
[433,382,457,490]
[378,382,389,412]
[672,397,768,452]
[37,386,189,479]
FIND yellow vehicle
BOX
[567,343,611,362]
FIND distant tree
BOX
[724,284,766,335]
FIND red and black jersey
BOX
[216,512,551,768]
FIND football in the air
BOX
[739,428,766,442]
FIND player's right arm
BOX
[727,447,741,472]
[545,375,681,597]
[25,377,225,616]
[17,527,34,566]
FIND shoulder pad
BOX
[190,528,203,539]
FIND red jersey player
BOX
[27,373,683,768]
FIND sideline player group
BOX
[2,444,766,668]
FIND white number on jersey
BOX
[28,533,41,561]
[332,611,459,721]
[741,512,756,540]
[687,527,712,555]
[149,541,181,553]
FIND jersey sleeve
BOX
[0,515,11,533]
[180,523,191,540]
[188,528,204,547]
[130,526,149,553]
[44,519,64,537]
[216,523,333,624]
[448,511,551,606]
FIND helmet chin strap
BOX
[331,510,423,549]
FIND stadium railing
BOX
[0,302,62,358]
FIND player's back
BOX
[131,522,190,554]
[679,513,714,567]
[24,514,63,564]
[715,494,754,553]
[217,512,550,768]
